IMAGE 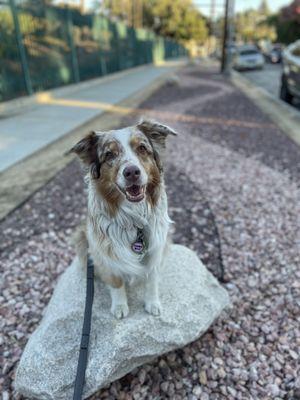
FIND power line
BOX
[193,2,224,7]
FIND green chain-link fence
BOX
[0,0,186,102]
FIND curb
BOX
[231,70,300,147]
[0,61,185,221]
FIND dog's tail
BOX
[71,223,88,268]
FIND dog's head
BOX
[69,120,177,212]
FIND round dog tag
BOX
[132,241,144,254]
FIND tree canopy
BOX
[234,0,300,45]
[234,0,276,43]
[266,0,300,44]
[100,0,208,44]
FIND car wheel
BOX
[280,78,293,104]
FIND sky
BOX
[67,0,291,17]
[194,0,291,17]
[235,0,289,13]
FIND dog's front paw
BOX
[111,303,129,319]
[145,300,162,316]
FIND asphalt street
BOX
[242,63,282,98]
[241,63,300,110]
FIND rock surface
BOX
[15,244,230,400]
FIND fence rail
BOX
[0,0,186,102]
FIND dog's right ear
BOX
[137,119,177,153]
[67,131,101,179]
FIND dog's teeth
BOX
[125,185,145,202]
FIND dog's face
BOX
[70,120,176,212]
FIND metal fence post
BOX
[67,7,80,83]
[9,0,33,95]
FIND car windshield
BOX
[239,50,259,56]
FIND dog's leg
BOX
[144,267,161,316]
[71,223,88,267]
[109,284,129,319]
[95,265,129,319]
[144,242,170,316]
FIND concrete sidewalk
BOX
[0,60,183,172]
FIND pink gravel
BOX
[1,65,300,399]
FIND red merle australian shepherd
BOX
[70,119,177,319]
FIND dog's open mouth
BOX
[125,185,145,202]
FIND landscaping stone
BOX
[15,244,229,400]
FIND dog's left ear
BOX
[137,119,177,172]
[67,131,102,179]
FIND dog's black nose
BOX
[123,165,141,182]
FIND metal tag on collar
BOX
[132,228,145,254]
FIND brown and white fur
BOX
[70,120,176,319]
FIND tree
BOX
[266,0,300,44]
[234,2,275,43]
[281,0,300,23]
[259,0,270,15]
[99,0,208,44]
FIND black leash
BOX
[72,228,146,398]
[73,256,94,400]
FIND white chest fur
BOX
[87,184,172,280]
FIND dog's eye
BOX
[105,151,115,161]
[138,144,147,154]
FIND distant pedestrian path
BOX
[0,61,182,172]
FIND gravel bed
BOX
[1,65,300,399]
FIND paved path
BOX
[0,61,182,172]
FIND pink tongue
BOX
[128,185,140,196]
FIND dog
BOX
[70,119,177,319]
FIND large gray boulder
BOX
[15,244,230,400]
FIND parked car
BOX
[268,47,282,64]
[280,40,300,104]
[264,44,282,64]
[233,46,265,71]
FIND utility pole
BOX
[228,0,235,57]
[209,0,215,55]
[140,0,143,28]
[129,0,134,27]
[137,0,143,28]
[80,0,85,13]
[221,0,230,73]
[133,0,142,29]
[133,0,137,28]
[210,0,215,24]
[220,0,235,73]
